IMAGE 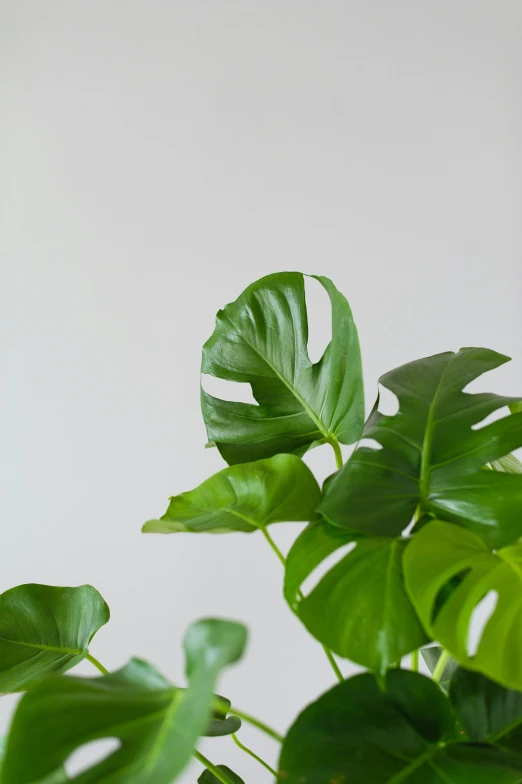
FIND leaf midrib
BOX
[419,359,453,500]
[0,636,83,656]
[224,311,331,442]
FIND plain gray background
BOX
[1,1,521,780]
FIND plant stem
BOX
[261,527,343,683]
[231,733,278,777]
[229,707,283,743]
[193,750,234,784]
[410,649,419,672]
[321,644,344,682]
[86,653,110,676]
[432,650,451,683]
[330,437,344,470]
[261,527,286,567]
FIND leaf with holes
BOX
[197,766,244,784]
[201,272,364,464]
[1,619,247,784]
[319,348,522,548]
[0,737,69,783]
[284,523,428,671]
[278,669,522,783]
[404,520,522,691]
[0,584,109,693]
[143,454,320,534]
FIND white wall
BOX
[1,1,521,780]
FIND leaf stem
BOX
[432,649,451,683]
[261,527,286,567]
[261,527,343,683]
[329,437,344,470]
[85,653,109,676]
[410,649,419,672]
[231,733,278,777]
[321,644,344,682]
[229,707,283,743]
[193,750,235,784]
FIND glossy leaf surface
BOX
[143,454,320,534]
[405,520,522,690]
[197,766,244,784]
[450,667,522,745]
[284,523,427,670]
[2,619,247,784]
[201,272,364,464]
[319,348,522,547]
[0,584,109,693]
[279,669,522,783]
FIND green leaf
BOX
[197,766,244,784]
[143,454,320,534]
[278,669,522,783]
[404,520,522,690]
[0,584,109,693]
[450,667,522,745]
[205,695,241,737]
[1,618,247,784]
[284,523,427,670]
[421,645,458,692]
[319,348,522,548]
[0,738,69,784]
[201,272,364,464]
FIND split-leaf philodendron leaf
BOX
[201,271,364,464]
[404,520,522,691]
[143,454,320,534]
[1,619,247,784]
[319,348,522,548]
[278,669,522,783]
[284,523,427,671]
[0,584,109,693]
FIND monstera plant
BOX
[2,271,522,783]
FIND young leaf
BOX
[319,348,522,548]
[421,645,458,692]
[1,619,247,784]
[205,695,241,737]
[278,670,522,783]
[450,667,522,745]
[284,523,427,671]
[143,454,320,534]
[0,584,109,693]
[201,272,364,464]
[404,520,522,691]
[197,766,244,784]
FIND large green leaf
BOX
[319,348,522,548]
[404,520,522,690]
[0,738,69,784]
[201,272,364,464]
[284,523,427,670]
[278,669,522,783]
[143,454,320,534]
[0,584,109,693]
[1,619,247,784]
[450,667,522,745]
